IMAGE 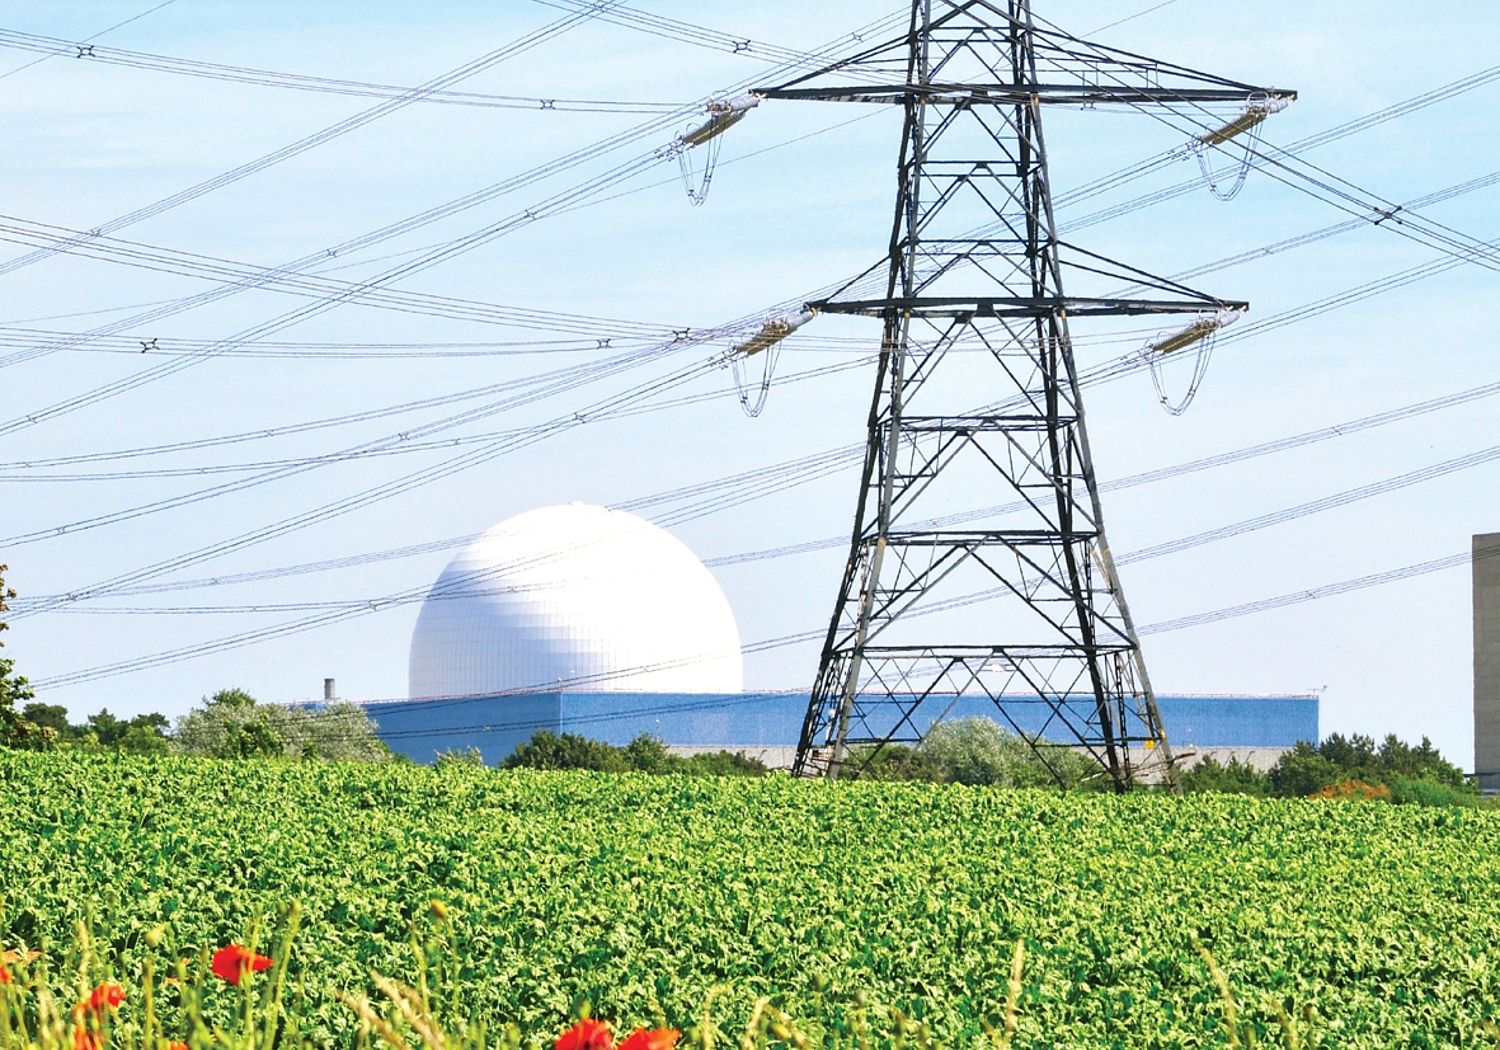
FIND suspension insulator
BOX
[679,93,761,149]
[1195,94,1293,148]
[1148,306,1244,356]
[732,306,815,357]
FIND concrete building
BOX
[1476,533,1500,792]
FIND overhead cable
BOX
[0,0,179,81]
[0,1,632,284]
[0,25,684,112]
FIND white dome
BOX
[408,504,743,698]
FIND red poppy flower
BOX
[618,1028,680,1050]
[211,944,273,985]
[82,981,125,1013]
[556,1018,614,1050]
[0,965,10,985]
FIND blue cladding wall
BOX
[361,692,1318,766]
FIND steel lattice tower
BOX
[759,0,1293,788]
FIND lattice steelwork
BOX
[761,0,1293,788]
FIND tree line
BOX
[1,565,1484,799]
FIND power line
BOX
[0,26,686,112]
[1136,547,1496,635]
[0,356,868,484]
[1086,1,1184,35]
[1030,15,1500,279]
[0,15,896,443]
[0,0,180,80]
[0,105,891,359]
[0,2,631,284]
[24,395,1500,685]
[0,213,684,340]
[14,4,1500,705]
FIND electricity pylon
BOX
[759,1,1293,789]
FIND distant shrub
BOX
[175,688,391,762]
[1267,733,1475,804]
[1386,775,1478,808]
[621,733,676,774]
[846,718,1103,788]
[843,743,941,782]
[1268,741,1342,797]
[503,732,766,777]
[214,716,284,759]
[435,746,485,768]
[678,749,767,777]
[1180,755,1270,796]
[1309,778,1392,802]
[503,731,630,772]
[919,717,1104,788]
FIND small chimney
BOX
[323,677,336,702]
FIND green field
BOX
[3,752,1499,1047]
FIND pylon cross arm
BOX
[811,296,1248,319]
[757,85,1295,107]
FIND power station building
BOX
[362,687,1318,768]
[366,504,1319,767]
[1476,532,1500,792]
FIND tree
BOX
[621,734,675,774]
[206,687,257,709]
[0,564,48,751]
[502,731,631,772]
[501,731,766,776]
[117,723,171,756]
[1318,732,1377,773]
[15,702,171,752]
[130,712,170,735]
[86,709,126,746]
[1267,741,1341,797]
[1263,733,1473,802]
[174,687,391,762]
[435,746,484,768]
[916,717,1104,788]
[1180,755,1270,796]
[269,703,390,761]
[1375,733,1466,787]
[213,717,285,759]
[21,703,70,735]
[679,749,768,777]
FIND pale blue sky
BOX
[1,1,1497,766]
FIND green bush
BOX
[502,730,631,772]
[435,745,485,768]
[847,718,1103,788]
[1386,775,1478,808]
[1265,734,1476,804]
[621,733,677,774]
[1180,755,1270,796]
[504,732,767,776]
[175,688,391,762]
[843,743,941,782]
[678,748,768,777]
[1268,741,1343,797]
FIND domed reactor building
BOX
[359,503,1318,767]
[408,503,743,699]
[365,503,763,765]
